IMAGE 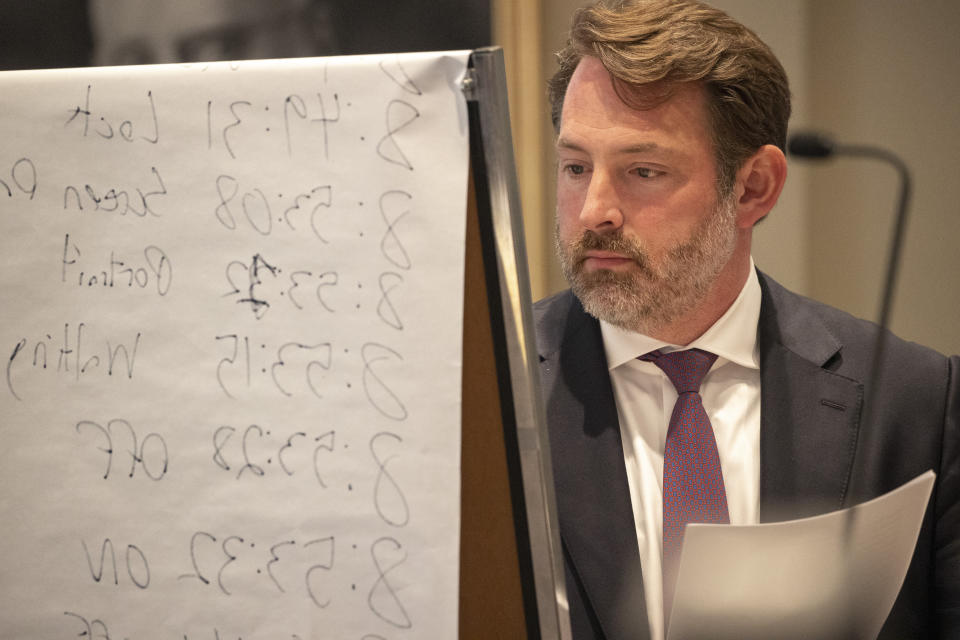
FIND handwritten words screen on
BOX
[0,50,470,639]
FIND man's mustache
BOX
[570,230,649,269]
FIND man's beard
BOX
[556,193,738,336]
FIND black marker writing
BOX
[215,334,249,398]
[65,84,159,144]
[62,234,172,296]
[304,536,335,608]
[368,537,412,629]
[361,342,408,420]
[63,165,168,218]
[277,431,306,476]
[377,272,404,330]
[272,342,332,398]
[217,535,243,595]
[6,339,26,401]
[379,57,423,95]
[379,190,413,270]
[313,430,335,488]
[282,185,332,242]
[370,432,410,527]
[376,100,420,170]
[267,539,297,592]
[222,100,251,159]
[215,175,333,242]
[316,271,338,312]
[211,425,337,484]
[238,424,266,479]
[75,418,168,481]
[63,612,113,640]
[284,92,340,159]
[177,530,335,603]
[222,254,278,319]
[212,426,235,471]
[285,270,312,310]
[214,336,333,399]
[6,324,141,400]
[81,537,151,589]
[214,174,240,229]
[179,531,217,586]
[0,157,37,200]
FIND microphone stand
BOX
[788,133,913,430]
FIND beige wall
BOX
[709,0,811,297]
[505,0,960,356]
[805,1,960,356]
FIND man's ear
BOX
[734,144,787,228]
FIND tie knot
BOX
[640,348,717,394]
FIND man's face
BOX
[555,56,738,337]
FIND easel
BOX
[458,48,571,640]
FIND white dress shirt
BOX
[600,262,762,640]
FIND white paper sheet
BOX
[668,471,936,639]
[0,50,470,639]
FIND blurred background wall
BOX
[0,0,490,68]
[2,0,958,356]
[0,1,93,69]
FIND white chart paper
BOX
[0,50,470,639]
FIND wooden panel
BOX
[492,0,551,300]
[458,167,529,639]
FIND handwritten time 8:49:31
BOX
[206,91,339,161]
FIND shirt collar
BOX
[600,259,762,370]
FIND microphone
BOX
[787,132,835,158]
[788,131,913,430]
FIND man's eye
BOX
[632,167,660,178]
[564,164,585,176]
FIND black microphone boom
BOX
[787,131,913,431]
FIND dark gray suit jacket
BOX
[533,270,960,639]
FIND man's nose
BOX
[579,170,623,232]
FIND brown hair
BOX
[548,0,791,192]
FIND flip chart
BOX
[0,50,470,639]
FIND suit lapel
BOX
[538,293,650,640]
[756,272,864,522]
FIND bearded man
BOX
[534,1,960,638]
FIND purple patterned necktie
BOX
[640,348,729,625]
